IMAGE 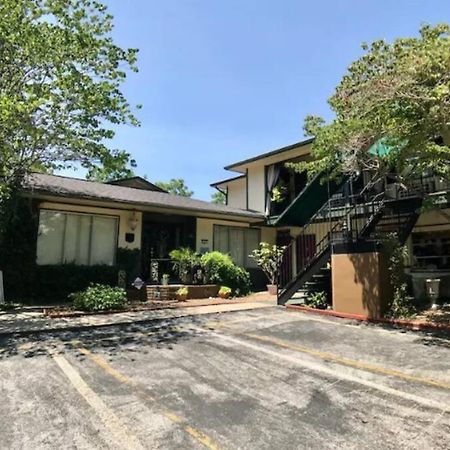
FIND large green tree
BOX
[295,24,450,182]
[155,179,194,197]
[0,0,140,199]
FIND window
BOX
[36,210,118,266]
[213,225,260,268]
[411,231,450,271]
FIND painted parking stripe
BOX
[78,347,221,450]
[204,329,450,413]
[242,332,450,391]
[52,353,145,450]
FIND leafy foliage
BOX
[0,0,140,202]
[169,248,200,283]
[384,234,416,318]
[155,179,193,197]
[304,291,328,310]
[249,242,287,285]
[218,286,232,297]
[292,24,450,182]
[176,287,189,297]
[70,284,126,312]
[200,251,251,296]
[211,190,226,204]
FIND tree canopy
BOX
[0,0,140,198]
[211,190,226,204]
[155,179,194,197]
[295,24,450,182]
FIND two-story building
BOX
[6,137,450,314]
[212,138,450,314]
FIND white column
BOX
[0,270,4,304]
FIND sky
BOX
[69,0,450,200]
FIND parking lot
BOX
[1,306,450,449]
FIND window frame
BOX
[36,208,119,266]
[212,224,261,268]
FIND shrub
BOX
[304,291,328,309]
[200,251,251,296]
[169,248,200,283]
[70,284,126,312]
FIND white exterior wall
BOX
[247,165,265,212]
[38,201,142,250]
[227,177,247,209]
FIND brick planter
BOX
[145,284,220,301]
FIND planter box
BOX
[186,284,220,300]
[145,284,220,301]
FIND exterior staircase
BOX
[277,175,424,306]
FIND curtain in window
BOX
[36,210,117,266]
[213,225,261,268]
[265,164,280,216]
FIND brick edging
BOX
[285,305,450,333]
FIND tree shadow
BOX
[0,315,210,360]
[342,249,391,318]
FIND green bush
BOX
[70,284,126,312]
[169,247,199,283]
[200,251,251,296]
[304,291,328,309]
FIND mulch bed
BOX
[286,304,450,333]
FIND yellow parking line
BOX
[241,332,450,391]
[52,353,145,450]
[78,347,221,450]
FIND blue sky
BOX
[78,0,450,200]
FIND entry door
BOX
[296,234,316,270]
[277,230,292,288]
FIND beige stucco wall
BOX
[247,165,265,212]
[414,207,450,232]
[196,218,276,254]
[38,201,142,250]
[227,177,247,209]
[332,252,390,318]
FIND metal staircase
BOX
[277,175,424,305]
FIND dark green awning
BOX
[268,174,347,227]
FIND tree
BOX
[155,179,193,197]
[0,0,140,200]
[211,190,226,204]
[294,24,450,182]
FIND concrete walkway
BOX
[0,300,276,336]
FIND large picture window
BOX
[213,225,260,268]
[36,210,118,266]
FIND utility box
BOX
[331,244,391,319]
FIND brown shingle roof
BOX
[24,173,263,220]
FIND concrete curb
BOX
[0,302,274,339]
[286,305,450,333]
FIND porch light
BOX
[128,211,139,231]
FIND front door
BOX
[296,234,316,271]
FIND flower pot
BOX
[219,291,231,299]
[176,294,187,302]
[267,284,277,295]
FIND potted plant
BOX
[161,274,170,286]
[176,287,189,302]
[169,248,199,284]
[218,286,232,299]
[249,242,286,295]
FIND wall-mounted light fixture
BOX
[128,210,139,231]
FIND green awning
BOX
[269,174,348,227]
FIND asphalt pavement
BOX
[1,306,449,449]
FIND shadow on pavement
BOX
[0,315,210,360]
